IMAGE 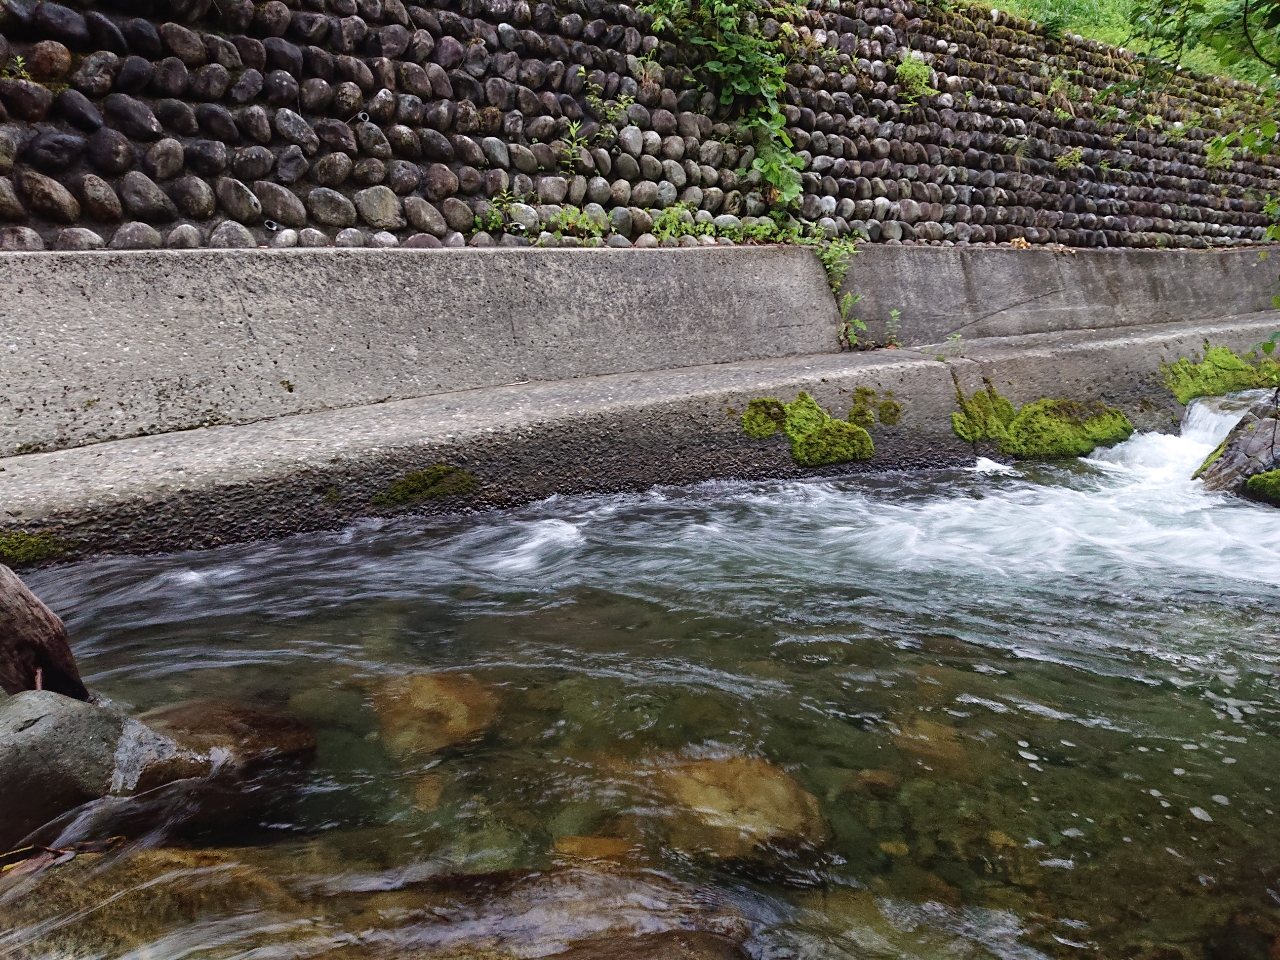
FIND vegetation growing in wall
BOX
[1001,399,1135,458]
[1160,345,1280,404]
[1245,468,1280,504]
[741,392,875,466]
[951,381,1134,458]
[0,531,67,567]
[372,465,479,507]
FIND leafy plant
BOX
[586,81,634,129]
[559,120,591,176]
[1,55,30,81]
[1055,146,1085,169]
[652,201,715,241]
[547,205,605,241]
[886,308,902,346]
[748,113,805,208]
[895,53,938,106]
[1205,136,1236,168]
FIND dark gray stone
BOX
[315,118,357,154]
[204,34,244,70]
[23,131,85,173]
[386,158,420,194]
[300,77,333,113]
[334,226,365,246]
[69,50,119,97]
[298,226,328,246]
[57,89,103,132]
[0,226,44,250]
[151,57,191,98]
[196,103,239,142]
[403,194,446,235]
[229,68,263,104]
[216,176,261,224]
[419,127,454,162]
[104,93,163,140]
[113,55,155,94]
[0,174,22,220]
[232,35,267,72]
[108,220,162,248]
[156,98,199,136]
[0,79,52,122]
[0,692,122,852]
[165,223,202,248]
[1200,396,1280,494]
[264,36,302,76]
[352,157,385,185]
[441,195,473,230]
[15,168,79,221]
[54,226,104,250]
[314,152,352,186]
[232,145,274,181]
[253,180,306,228]
[86,127,136,175]
[274,144,309,183]
[185,139,229,175]
[190,62,231,101]
[422,161,458,200]
[34,3,89,49]
[159,21,207,66]
[85,12,128,55]
[122,18,163,59]
[354,184,404,229]
[237,104,272,144]
[170,175,215,218]
[120,170,178,221]
[274,107,319,153]
[355,120,392,160]
[306,186,356,226]
[263,68,299,106]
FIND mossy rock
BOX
[951,380,1016,444]
[0,531,67,567]
[1245,469,1280,506]
[1160,345,1280,405]
[372,464,478,507]
[741,392,874,467]
[999,399,1134,459]
[1193,438,1228,479]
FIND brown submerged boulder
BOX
[372,672,499,761]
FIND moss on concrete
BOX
[0,531,67,567]
[372,464,478,507]
[951,379,1016,444]
[742,391,874,467]
[1245,469,1280,506]
[1000,399,1134,459]
[877,397,902,426]
[1160,346,1280,405]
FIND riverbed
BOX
[6,394,1279,960]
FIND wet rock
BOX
[656,756,831,861]
[263,68,298,106]
[145,138,185,180]
[557,932,748,959]
[1198,395,1280,494]
[274,144,308,184]
[79,174,121,221]
[253,181,306,228]
[122,19,164,58]
[0,565,88,698]
[33,3,89,50]
[104,93,163,140]
[273,107,319,154]
[114,54,155,93]
[156,98,199,136]
[386,158,420,194]
[28,40,72,82]
[86,127,135,174]
[354,184,404,229]
[85,11,128,55]
[170,175,215,218]
[53,226,104,250]
[233,144,274,181]
[120,170,178,221]
[108,220,162,249]
[0,79,53,122]
[307,186,356,226]
[314,152,352,187]
[15,168,79,222]
[441,196,474,231]
[151,57,191,98]
[229,67,263,104]
[141,699,316,774]
[236,105,272,144]
[159,21,207,66]
[57,89,104,132]
[0,691,121,851]
[315,118,357,155]
[71,50,120,97]
[355,120,392,159]
[23,131,85,172]
[190,62,230,101]
[0,226,45,249]
[372,673,499,761]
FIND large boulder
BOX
[0,691,122,850]
[0,564,88,700]
[1197,394,1280,497]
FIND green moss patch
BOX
[741,392,874,467]
[1245,469,1280,506]
[1000,399,1134,459]
[1160,345,1280,405]
[0,531,67,567]
[372,464,478,507]
[1193,438,1229,479]
[951,379,1017,444]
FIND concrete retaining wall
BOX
[0,245,836,457]
[845,246,1280,345]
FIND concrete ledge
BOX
[846,247,1280,344]
[0,246,837,458]
[1,313,1273,564]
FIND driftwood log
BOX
[0,564,89,701]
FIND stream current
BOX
[5,393,1280,960]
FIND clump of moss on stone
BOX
[848,387,878,430]
[951,379,1016,444]
[742,398,788,439]
[741,392,874,467]
[1245,469,1280,506]
[877,397,902,426]
[1193,438,1229,479]
[372,464,478,507]
[0,531,67,567]
[1000,399,1134,459]
[1160,345,1280,405]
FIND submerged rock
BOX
[1197,394,1280,499]
[372,673,499,761]
[655,756,831,861]
[141,698,317,774]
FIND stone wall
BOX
[0,0,1277,251]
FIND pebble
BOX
[335,226,365,246]
[53,226,104,250]
[298,227,328,247]
[208,219,256,247]
[165,223,202,248]
[107,220,162,249]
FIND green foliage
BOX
[476,189,522,234]
[586,81,635,129]
[1160,344,1280,404]
[0,531,67,567]
[372,465,478,507]
[895,53,938,106]
[999,399,1134,458]
[749,114,805,208]
[1205,136,1236,168]
[1245,468,1280,504]
[1,56,30,81]
[886,309,902,347]
[951,379,1017,444]
[652,201,715,241]
[546,205,605,241]
[1253,329,1280,354]
[848,386,878,429]
[1055,146,1086,169]
[741,392,875,466]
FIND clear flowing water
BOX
[5,394,1280,960]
